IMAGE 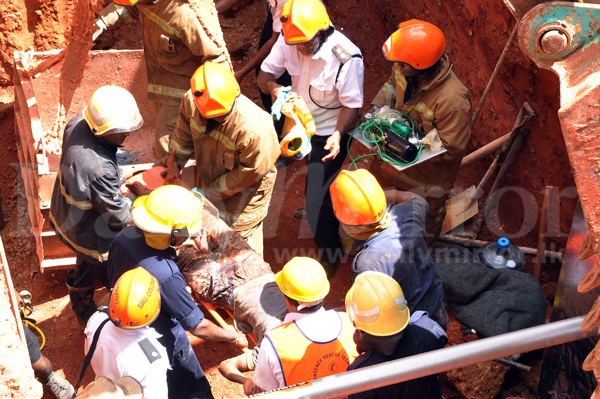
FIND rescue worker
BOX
[17,292,75,399]
[85,267,170,399]
[107,185,249,399]
[49,86,143,326]
[330,169,447,327]
[369,20,473,248]
[257,0,365,276]
[249,257,359,392]
[346,272,448,398]
[168,62,280,255]
[93,0,231,160]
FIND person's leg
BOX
[167,342,214,399]
[24,322,74,398]
[305,135,350,277]
[66,254,105,327]
[237,221,264,256]
[150,101,180,161]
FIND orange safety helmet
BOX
[280,0,330,45]
[190,62,240,118]
[112,0,138,6]
[330,169,386,225]
[109,267,160,329]
[382,19,446,70]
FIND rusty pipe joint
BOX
[534,21,573,56]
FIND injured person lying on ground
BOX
[175,196,288,344]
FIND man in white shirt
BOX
[249,257,358,392]
[84,267,169,399]
[258,0,364,277]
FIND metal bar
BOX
[494,357,532,372]
[250,316,596,399]
[468,125,531,238]
[471,23,520,128]
[534,186,555,281]
[438,234,564,261]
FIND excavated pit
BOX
[0,0,581,397]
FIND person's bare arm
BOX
[219,354,263,395]
[322,107,359,162]
[188,318,249,348]
[257,70,290,104]
[235,32,280,84]
[215,0,245,14]
[384,189,424,205]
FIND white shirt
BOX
[252,308,345,390]
[261,30,364,136]
[267,0,289,33]
[84,312,170,399]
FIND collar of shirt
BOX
[282,307,326,324]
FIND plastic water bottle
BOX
[476,237,526,272]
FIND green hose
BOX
[347,115,423,170]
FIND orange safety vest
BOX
[264,311,359,387]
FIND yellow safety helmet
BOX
[330,169,387,226]
[82,86,143,136]
[132,185,207,250]
[275,257,330,302]
[109,267,160,329]
[346,271,410,336]
[280,0,330,45]
[191,62,240,118]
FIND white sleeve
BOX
[271,2,283,33]
[260,35,288,78]
[252,336,285,390]
[336,55,364,109]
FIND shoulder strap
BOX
[72,318,111,398]
[138,337,163,364]
[332,43,363,85]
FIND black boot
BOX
[66,270,96,328]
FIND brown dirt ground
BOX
[0,0,581,397]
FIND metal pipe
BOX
[250,316,597,399]
[438,234,564,262]
[471,23,519,128]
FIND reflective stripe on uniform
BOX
[48,210,107,262]
[147,84,187,99]
[140,9,181,37]
[170,139,194,156]
[218,175,237,197]
[394,70,407,90]
[208,130,236,151]
[57,171,93,210]
[115,4,134,23]
[404,102,434,120]
[381,83,396,98]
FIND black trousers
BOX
[168,342,214,399]
[70,253,109,290]
[305,134,351,264]
[255,9,291,136]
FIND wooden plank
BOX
[441,185,479,235]
[0,235,28,347]
[40,257,77,270]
